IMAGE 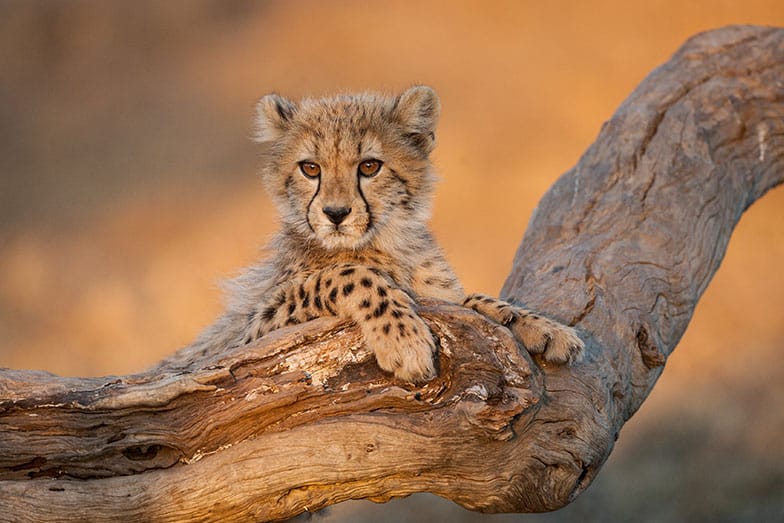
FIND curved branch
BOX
[1,25,782,522]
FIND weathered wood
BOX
[0,25,782,522]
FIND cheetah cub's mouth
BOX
[317,221,368,250]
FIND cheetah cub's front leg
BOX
[463,294,584,365]
[250,264,436,383]
[310,265,437,382]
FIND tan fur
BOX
[188,86,583,382]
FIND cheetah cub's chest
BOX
[191,86,583,382]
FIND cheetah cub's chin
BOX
[186,85,584,382]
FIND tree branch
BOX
[1,25,782,522]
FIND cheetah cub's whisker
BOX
[187,86,584,382]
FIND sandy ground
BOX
[1,2,782,521]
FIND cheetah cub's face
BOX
[253,86,440,250]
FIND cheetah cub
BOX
[190,86,583,382]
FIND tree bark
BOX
[1,25,782,522]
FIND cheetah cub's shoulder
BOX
[188,86,584,382]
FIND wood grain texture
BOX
[1,25,782,522]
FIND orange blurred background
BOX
[1,1,782,521]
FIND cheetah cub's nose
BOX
[323,206,351,225]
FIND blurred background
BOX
[1,1,782,521]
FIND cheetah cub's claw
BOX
[362,313,437,383]
[463,294,584,365]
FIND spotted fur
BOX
[188,86,584,382]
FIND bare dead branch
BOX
[1,25,782,522]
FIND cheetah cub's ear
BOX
[253,93,297,143]
[394,85,441,154]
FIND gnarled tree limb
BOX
[1,25,782,522]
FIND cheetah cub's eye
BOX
[358,159,383,177]
[299,161,321,178]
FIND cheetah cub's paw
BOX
[463,294,584,365]
[362,313,437,383]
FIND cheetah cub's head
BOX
[253,86,439,251]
